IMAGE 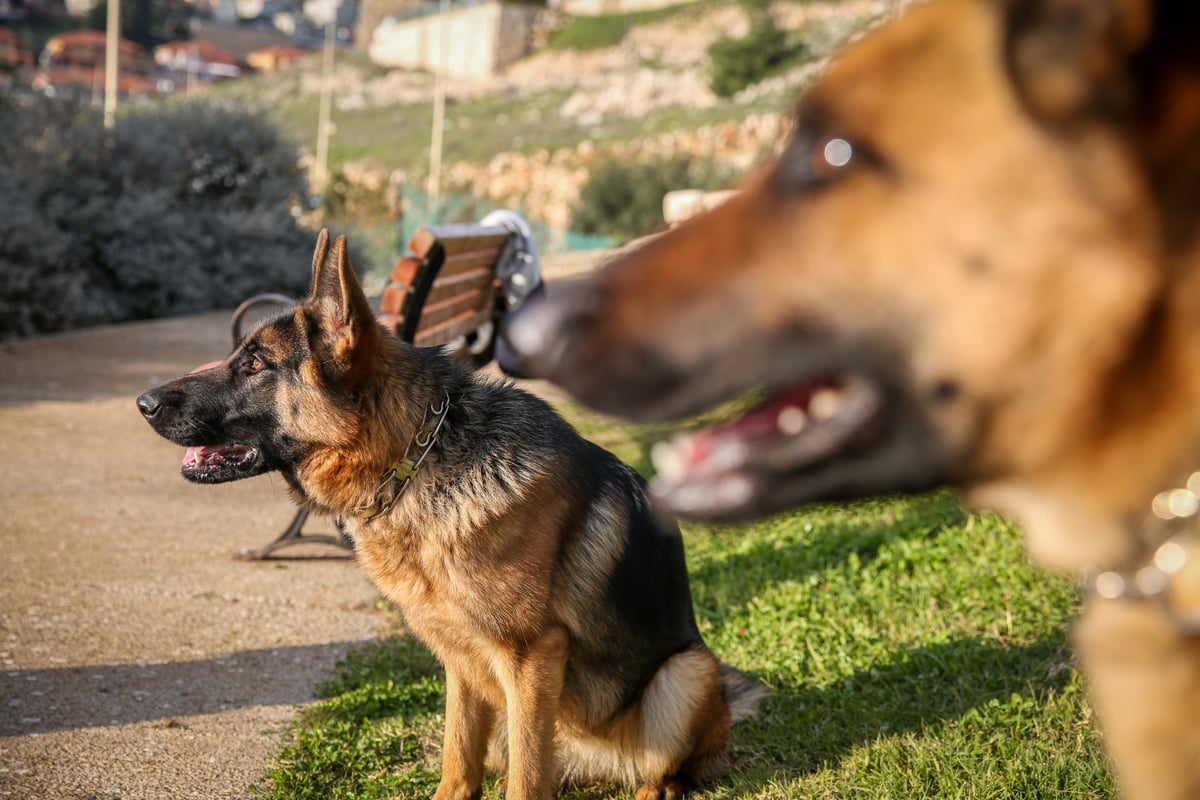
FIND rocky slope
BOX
[280,1,887,233]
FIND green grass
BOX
[547,1,714,51]
[252,401,1115,800]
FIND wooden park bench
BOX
[229,211,541,559]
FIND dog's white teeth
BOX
[708,438,748,471]
[650,439,687,483]
[809,388,845,422]
[777,405,809,436]
[713,475,752,507]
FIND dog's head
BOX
[137,230,381,485]
[501,0,1200,570]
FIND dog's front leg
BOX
[501,626,569,800]
[434,667,495,800]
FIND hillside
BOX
[212,0,885,240]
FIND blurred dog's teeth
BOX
[673,484,716,513]
[713,475,752,507]
[810,388,844,421]
[777,405,808,435]
[708,438,747,471]
[650,439,686,482]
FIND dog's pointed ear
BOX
[308,228,333,302]
[1006,0,1200,237]
[1004,0,1153,124]
[309,232,378,387]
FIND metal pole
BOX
[427,0,449,217]
[103,0,120,129]
[314,20,336,193]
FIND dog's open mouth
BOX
[648,374,885,519]
[181,444,260,483]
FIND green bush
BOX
[571,155,730,243]
[548,4,691,51]
[708,14,801,98]
[0,93,315,339]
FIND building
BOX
[34,30,157,96]
[368,0,536,81]
[153,39,242,81]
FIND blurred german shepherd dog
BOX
[498,1,1200,798]
[136,231,764,800]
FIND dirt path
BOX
[0,312,386,799]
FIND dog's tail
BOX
[720,663,768,724]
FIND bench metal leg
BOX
[234,507,354,560]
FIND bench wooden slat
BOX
[425,268,496,305]
[379,283,409,315]
[390,256,421,285]
[419,284,499,330]
[437,247,510,276]
[413,306,495,348]
[409,225,510,258]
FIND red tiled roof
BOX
[45,30,144,57]
[153,39,238,67]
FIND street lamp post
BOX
[103,0,120,130]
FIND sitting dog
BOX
[498,1,1200,798]
[137,231,764,800]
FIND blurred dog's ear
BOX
[1003,0,1153,123]
[1006,0,1200,244]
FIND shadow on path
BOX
[0,639,373,736]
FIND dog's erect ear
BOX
[1006,0,1200,242]
[308,231,378,387]
[1003,0,1153,123]
[1005,0,1200,134]
[309,228,332,302]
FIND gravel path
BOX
[0,311,386,799]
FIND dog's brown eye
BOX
[250,355,266,371]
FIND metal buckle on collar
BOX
[1084,481,1200,635]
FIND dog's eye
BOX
[777,130,862,190]
[811,136,854,181]
[250,355,266,371]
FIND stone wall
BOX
[442,111,788,230]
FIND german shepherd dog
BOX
[498,1,1200,798]
[136,231,764,800]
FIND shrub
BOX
[0,93,315,339]
[571,155,731,244]
[708,13,801,98]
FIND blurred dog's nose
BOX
[136,390,163,420]
[498,278,594,381]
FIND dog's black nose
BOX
[498,277,591,381]
[136,390,163,420]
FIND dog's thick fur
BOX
[136,231,764,800]
[498,1,1200,798]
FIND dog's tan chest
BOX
[353,519,555,642]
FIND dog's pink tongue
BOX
[182,446,221,467]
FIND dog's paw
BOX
[432,782,482,800]
[636,778,687,800]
